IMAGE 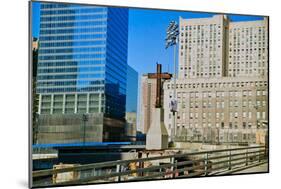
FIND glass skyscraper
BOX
[126,65,138,113]
[37,3,128,119]
[35,3,129,143]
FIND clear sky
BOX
[32,2,40,40]
[32,2,264,76]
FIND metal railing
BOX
[32,145,268,187]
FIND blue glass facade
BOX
[126,65,138,113]
[37,3,128,119]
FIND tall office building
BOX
[178,15,268,79]
[36,3,129,143]
[227,19,268,77]
[178,15,228,79]
[164,15,268,144]
[139,74,168,134]
[126,65,138,113]
[139,75,157,134]
[125,65,139,140]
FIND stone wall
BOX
[37,113,103,144]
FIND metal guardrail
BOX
[32,145,268,187]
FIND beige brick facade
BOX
[139,75,157,134]
[163,77,268,143]
[163,15,268,144]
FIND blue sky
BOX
[32,2,264,76]
[32,2,40,40]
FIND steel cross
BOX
[148,63,172,108]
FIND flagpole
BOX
[165,21,179,146]
[172,42,177,143]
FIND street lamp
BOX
[254,103,259,144]
[82,114,88,144]
[34,113,39,144]
[165,21,179,145]
[216,126,220,145]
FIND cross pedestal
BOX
[146,108,168,150]
[145,63,172,150]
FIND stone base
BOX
[146,108,168,150]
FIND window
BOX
[190,102,193,108]
[262,112,266,119]
[203,113,206,119]
[203,92,208,98]
[216,92,221,97]
[257,112,261,119]
[248,122,252,128]
[203,102,207,108]
[234,100,239,107]
[243,122,246,129]
[249,91,252,96]
[216,102,220,108]
[216,113,220,119]
[248,101,254,109]
[190,92,195,98]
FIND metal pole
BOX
[170,157,175,178]
[245,149,248,166]
[228,150,232,170]
[217,127,220,144]
[83,117,86,144]
[173,44,177,142]
[166,21,179,145]
[204,152,209,176]
[116,164,121,182]
[82,114,88,144]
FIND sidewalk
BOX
[233,162,268,174]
